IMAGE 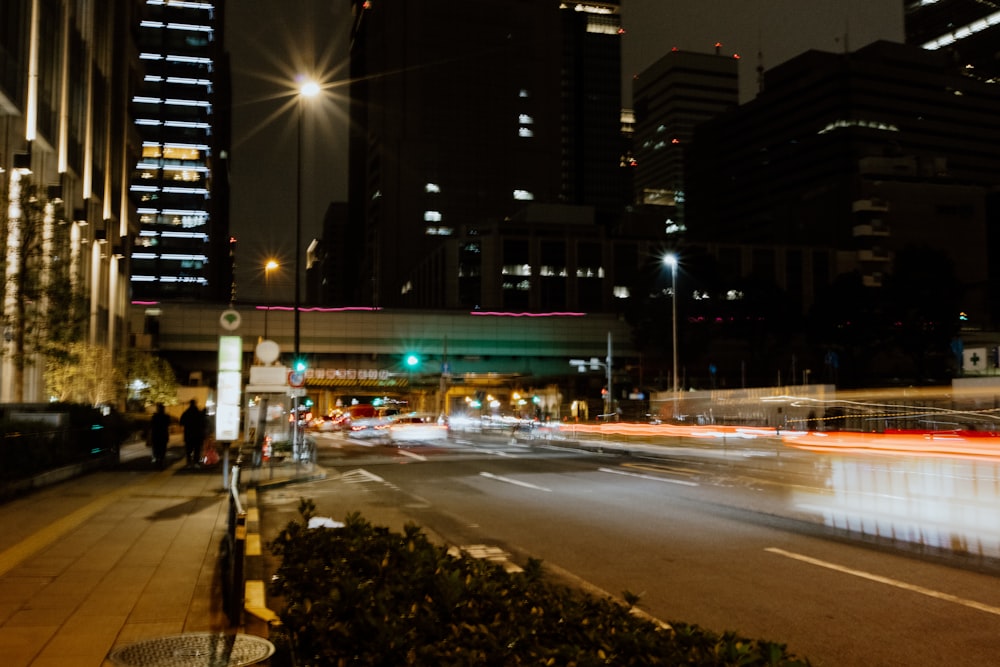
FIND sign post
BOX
[217,334,243,490]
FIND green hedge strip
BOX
[268,500,811,666]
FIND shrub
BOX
[268,500,810,666]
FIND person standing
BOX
[180,399,205,467]
[149,403,170,469]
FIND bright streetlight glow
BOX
[299,79,320,98]
[663,253,679,417]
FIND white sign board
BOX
[216,336,242,441]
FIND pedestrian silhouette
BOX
[150,403,170,469]
[180,399,206,467]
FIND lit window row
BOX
[142,144,207,159]
[922,10,1000,50]
[144,75,212,87]
[134,119,212,129]
[139,229,209,240]
[132,275,209,284]
[502,279,531,291]
[146,0,215,10]
[818,119,900,134]
[140,53,214,66]
[139,21,213,32]
[425,227,453,236]
[133,96,211,108]
[502,264,532,276]
[132,252,209,262]
[136,162,209,172]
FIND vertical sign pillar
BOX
[217,332,243,490]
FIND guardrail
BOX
[221,461,246,625]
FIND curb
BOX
[240,465,328,636]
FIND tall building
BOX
[347,0,625,309]
[905,0,1000,81]
[0,0,141,401]
[686,40,1000,322]
[631,48,739,230]
[129,0,231,303]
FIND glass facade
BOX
[130,1,224,301]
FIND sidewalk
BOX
[0,438,316,667]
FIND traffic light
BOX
[405,353,420,367]
[293,358,307,372]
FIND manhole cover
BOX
[107,632,275,667]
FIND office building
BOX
[130,0,231,302]
[905,0,1000,81]
[686,40,1000,322]
[347,0,625,309]
[0,0,140,401]
[631,48,739,231]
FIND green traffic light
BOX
[294,359,307,372]
[405,354,420,367]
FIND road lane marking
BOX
[339,468,385,484]
[479,472,551,492]
[765,547,1000,617]
[396,449,427,461]
[599,467,699,486]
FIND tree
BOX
[45,342,125,407]
[3,174,88,401]
[125,350,179,409]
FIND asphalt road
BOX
[259,430,1000,666]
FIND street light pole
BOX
[294,78,319,359]
[606,331,613,419]
[663,253,679,418]
[294,78,319,461]
[264,260,277,340]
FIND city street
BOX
[259,429,1000,666]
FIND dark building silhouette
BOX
[347,0,626,309]
[685,40,1000,324]
[905,0,1000,81]
[130,0,231,303]
[632,48,739,231]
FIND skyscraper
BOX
[347,0,624,308]
[632,48,739,229]
[1,0,139,401]
[130,0,231,303]
[905,0,1000,81]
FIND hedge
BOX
[267,500,811,666]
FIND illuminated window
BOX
[424,210,442,222]
[513,189,534,201]
[501,264,532,277]
[425,183,441,193]
[519,127,534,138]
[424,226,453,236]
[613,286,630,299]
[519,114,534,124]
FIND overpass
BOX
[129,303,641,420]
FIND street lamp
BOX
[663,253,679,418]
[293,77,319,462]
[295,78,320,358]
[264,259,278,339]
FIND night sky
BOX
[225,0,903,302]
